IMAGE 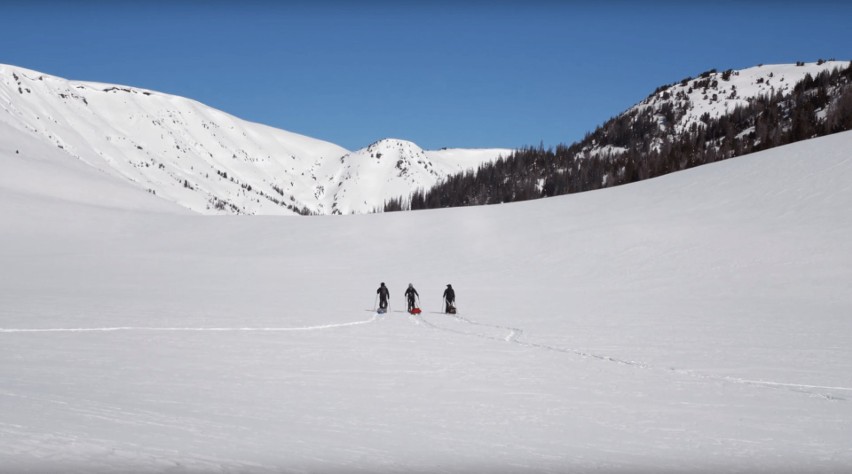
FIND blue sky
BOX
[3,0,850,150]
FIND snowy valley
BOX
[2,109,851,472]
[3,61,849,216]
[2,58,852,472]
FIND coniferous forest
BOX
[384,62,852,212]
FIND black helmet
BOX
[447,284,452,287]
[381,282,385,286]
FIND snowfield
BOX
[1,131,852,473]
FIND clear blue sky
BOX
[3,0,850,151]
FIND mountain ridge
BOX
[0,64,510,215]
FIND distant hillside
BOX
[388,60,852,211]
[0,64,509,215]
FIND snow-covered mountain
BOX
[411,60,852,211]
[0,64,509,215]
[583,60,850,156]
[645,60,847,127]
[322,139,508,214]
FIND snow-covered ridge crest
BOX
[573,60,850,159]
[634,60,850,134]
[0,64,509,215]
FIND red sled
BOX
[409,308,422,315]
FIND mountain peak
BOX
[364,138,423,154]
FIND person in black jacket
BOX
[404,283,419,312]
[376,282,390,311]
[443,284,456,313]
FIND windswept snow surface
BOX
[2,132,852,472]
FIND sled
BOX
[446,305,456,314]
[409,307,422,315]
[377,308,387,314]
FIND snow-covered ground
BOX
[1,131,851,473]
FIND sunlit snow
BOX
[2,118,851,472]
[0,64,509,215]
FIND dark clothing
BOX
[443,287,455,302]
[443,287,455,313]
[404,287,419,311]
[377,285,390,309]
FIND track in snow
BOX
[413,312,852,401]
[0,313,381,333]
[2,311,848,400]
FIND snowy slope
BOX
[0,64,509,215]
[637,60,849,134]
[582,60,850,156]
[0,114,187,214]
[1,131,851,472]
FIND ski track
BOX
[2,311,848,400]
[0,313,381,333]
[413,313,851,401]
